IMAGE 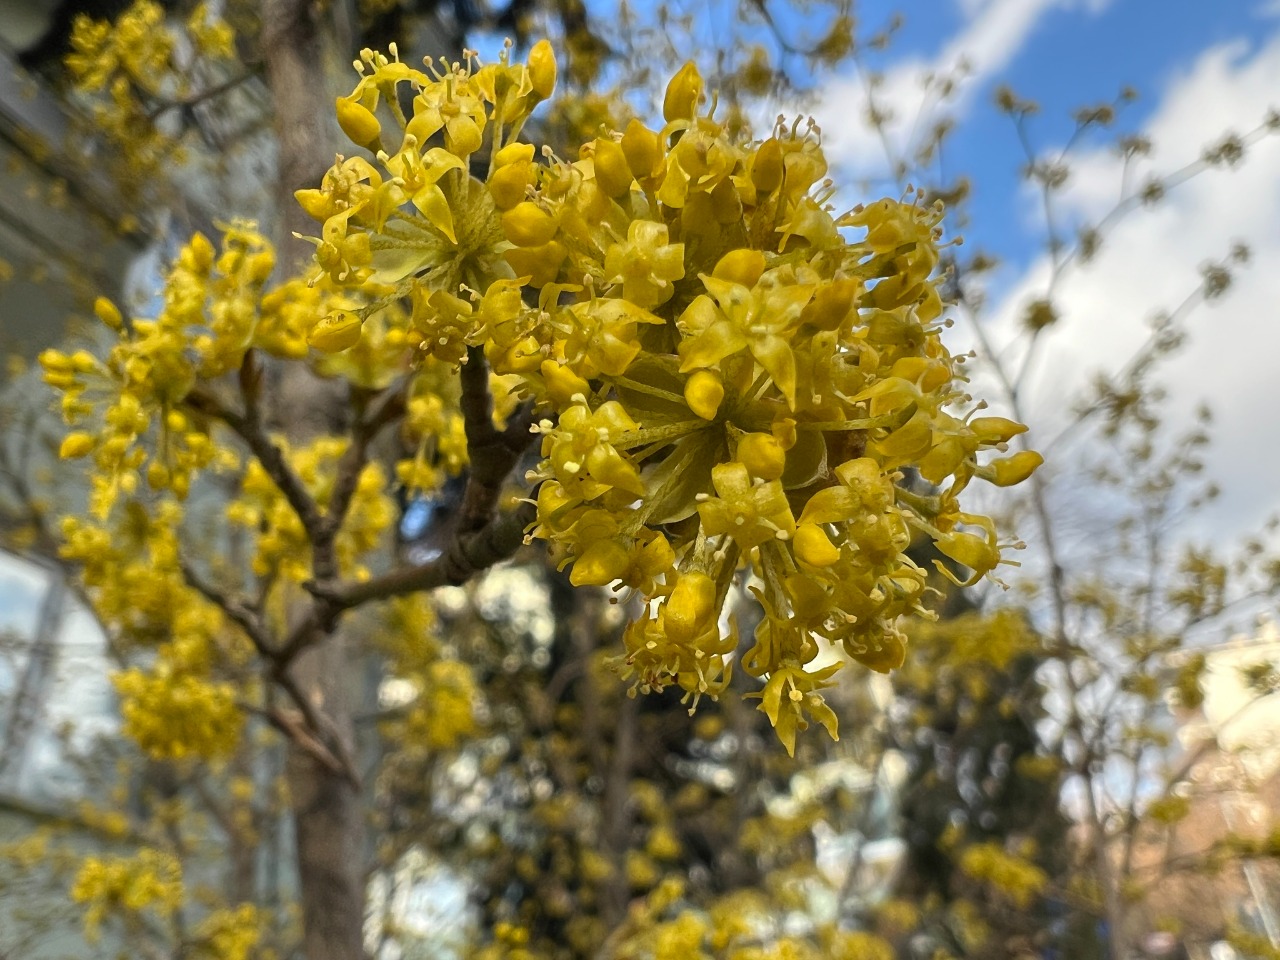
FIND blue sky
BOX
[850,0,1267,262]
[788,0,1280,556]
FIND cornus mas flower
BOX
[291,41,1041,755]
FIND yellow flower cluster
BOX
[957,841,1049,910]
[376,597,480,751]
[300,44,1039,754]
[65,1,236,180]
[70,848,184,942]
[193,903,265,960]
[227,437,395,582]
[41,226,286,517]
[58,500,252,759]
[114,665,243,760]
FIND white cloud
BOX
[818,0,1103,178]
[986,33,1280,542]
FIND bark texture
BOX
[262,4,369,959]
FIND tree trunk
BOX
[262,0,334,265]
[285,631,368,960]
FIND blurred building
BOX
[1130,621,1280,960]
[0,8,144,372]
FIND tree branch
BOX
[180,559,278,659]
[304,498,536,613]
[457,346,537,535]
[186,383,324,539]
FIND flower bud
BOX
[712,249,766,288]
[308,311,363,353]
[986,450,1043,486]
[970,416,1028,445]
[937,531,998,577]
[794,524,841,568]
[94,297,123,330]
[528,40,557,100]
[665,571,717,642]
[663,62,703,122]
[621,119,662,181]
[684,370,724,420]
[737,432,785,480]
[59,432,96,459]
[336,96,382,150]
[593,138,633,198]
[751,138,784,194]
[570,540,629,586]
[502,202,558,246]
[189,233,216,273]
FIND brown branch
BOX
[145,67,264,122]
[320,378,408,545]
[457,346,537,534]
[180,560,278,658]
[292,351,537,624]
[304,498,536,612]
[186,384,324,539]
[260,702,353,782]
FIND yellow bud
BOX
[336,96,382,149]
[495,141,536,167]
[528,40,557,100]
[737,432,785,480]
[59,432,96,459]
[504,240,567,288]
[146,460,170,489]
[794,524,841,568]
[502,202,558,246]
[308,311,363,353]
[541,360,591,407]
[938,531,998,576]
[248,251,275,283]
[593,138,633,198]
[970,416,1029,445]
[94,297,123,330]
[189,232,215,273]
[621,119,662,181]
[987,450,1043,486]
[295,188,332,222]
[38,349,73,374]
[570,540,630,586]
[751,138,784,194]
[684,370,724,420]
[712,249,765,288]
[663,62,703,122]
[665,571,716,641]
[488,162,533,210]
[800,278,860,330]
